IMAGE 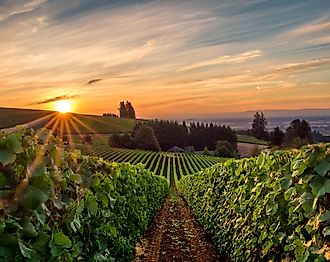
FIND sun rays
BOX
[55,100,72,113]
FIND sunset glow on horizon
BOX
[55,100,71,113]
[0,0,329,118]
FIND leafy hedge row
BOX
[178,144,330,261]
[0,129,168,261]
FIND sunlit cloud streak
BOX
[179,50,263,71]
[141,95,210,108]
[290,21,330,36]
[35,94,78,105]
[0,0,47,21]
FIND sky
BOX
[0,0,330,119]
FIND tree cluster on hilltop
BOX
[119,101,136,119]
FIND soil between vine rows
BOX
[133,188,221,262]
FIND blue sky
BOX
[0,0,329,118]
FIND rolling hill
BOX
[0,107,136,134]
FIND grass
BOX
[236,134,268,145]
[0,108,52,129]
[0,107,136,134]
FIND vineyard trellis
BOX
[81,143,222,185]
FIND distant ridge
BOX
[181,108,330,120]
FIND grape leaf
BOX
[315,159,330,177]
[0,148,16,165]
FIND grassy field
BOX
[0,107,52,129]
[0,107,136,134]
[236,134,268,145]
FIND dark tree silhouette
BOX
[133,126,160,151]
[270,127,284,146]
[109,133,133,148]
[283,119,314,147]
[215,141,236,158]
[132,120,236,151]
[251,112,268,140]
[119,101,136,119]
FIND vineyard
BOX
[0,129,168,261]
[178,144,330,261]
[2,127,330,261]
[81,142,222,185]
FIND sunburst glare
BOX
[55,100,71,113]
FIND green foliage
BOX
[284,119,314,148]
[291,136,310,149]
[215,140,236,158]
[251,111,268,140]
[270,127,284,146]
[82,142,223,183]
[178,144,330,261]
[108,132,133,149]
[203,146,209,156]
[0,129,168,261]
[133,125,160,151]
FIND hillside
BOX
[0,107,136,134]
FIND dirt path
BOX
[134,189,221,262]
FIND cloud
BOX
[141,95,210,108]
[0,0,47,21]
[36,94,78,105]
[291,21,330,36]
[274,58,330,74]
[0,0,330,115]
[282,20,330,47]
[86,78,102,85]
[103,40,157,68]
[308,35,330,45]
[179,50,263,71]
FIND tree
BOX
[133,126,160,151]
[251,112,268,140]
[119,101,136,119]
[215,140,236,158]
[109,133,121,147]
[109,133,133,149]
[126,101,136,119]
[119,101,127,118]
[283,119,314,148]
[203,146,209,155]
[270,127,284,146]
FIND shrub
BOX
[215,140,235,158]
[203,146,209,155]
[133,126,160,151]
[108,133,133,149]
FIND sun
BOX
[55,100,71,113]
